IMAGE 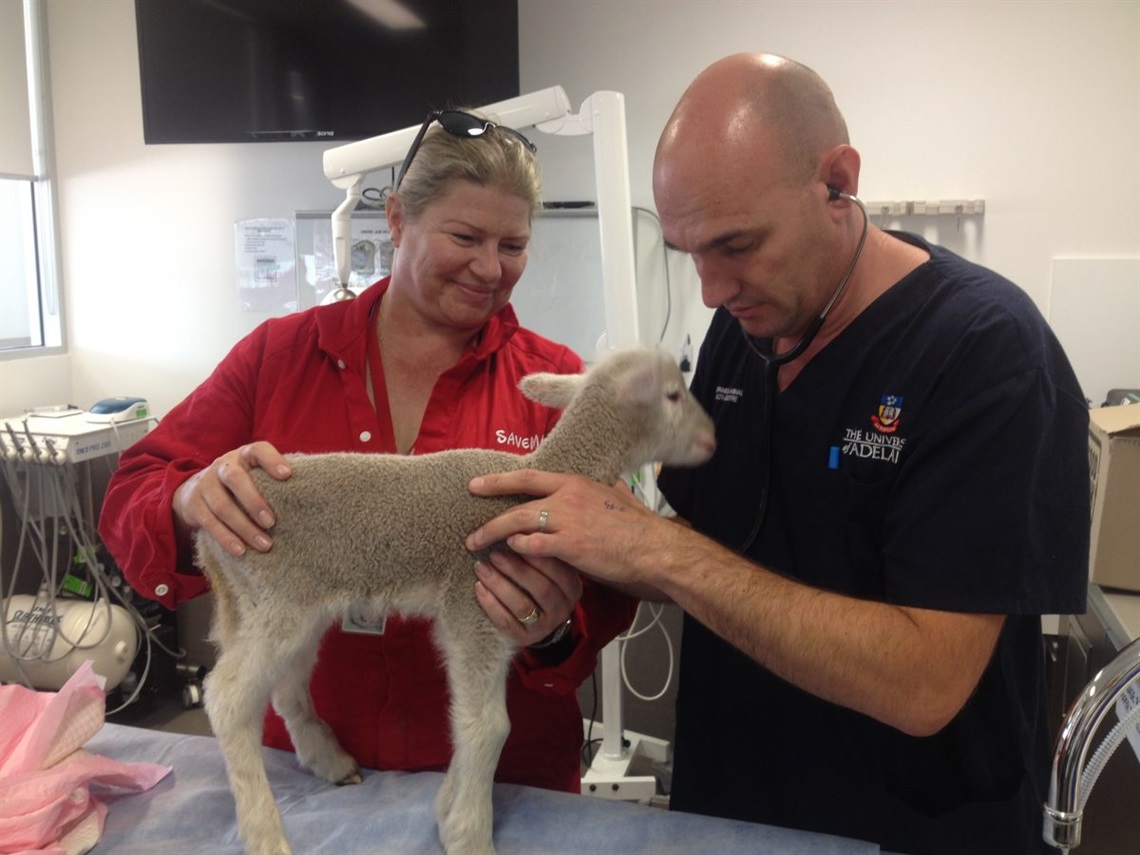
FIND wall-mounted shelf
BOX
[864,199,985,217]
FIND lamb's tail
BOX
[194,538,238,647]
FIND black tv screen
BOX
[134,0,520,144]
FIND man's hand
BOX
[466,469,666,594]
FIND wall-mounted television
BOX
[134,0,520,144]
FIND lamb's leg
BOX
[433,613,515,855]
[270,629,360,785]
[205,637,294,855]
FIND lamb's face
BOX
[649,366,716,467]
[613,350,716,468]
[519,347,716,470]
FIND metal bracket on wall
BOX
[864,199,986,216]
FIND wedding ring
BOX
[518,607,540,627]
[537,509,549,533]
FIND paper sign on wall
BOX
[235,219,297,314]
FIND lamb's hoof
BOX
[305,748,360,784]
[336,770,362,786]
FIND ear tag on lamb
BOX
[341,606,387,635]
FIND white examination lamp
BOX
[322,86,658,799]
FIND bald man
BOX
[468,54,1087,854]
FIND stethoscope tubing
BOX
[743,192,870,368]
[738,193,870,554]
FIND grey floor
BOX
[108,688,213,736]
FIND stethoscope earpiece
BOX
[829,184,857,202]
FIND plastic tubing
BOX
[1078,698,1140,811]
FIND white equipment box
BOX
[1,408,152,464]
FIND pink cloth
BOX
[0,661,171,854]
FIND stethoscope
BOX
[738,186,869,554]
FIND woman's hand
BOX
[474,549,582,647]
[173,441,292,556]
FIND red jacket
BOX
[98,279,637,792]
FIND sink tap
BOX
[1043,636,1140,852]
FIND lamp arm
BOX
[323,85,574,186]
[332,177,363,288]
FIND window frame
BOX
[1,0,64,360]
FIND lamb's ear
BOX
[519,371,585,409]
[614,351,665,406]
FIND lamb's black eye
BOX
[666,391,682,402]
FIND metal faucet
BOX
[1043,635,1140,852]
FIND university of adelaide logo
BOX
[837,393,907,467]
[871,394,903,434]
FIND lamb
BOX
[196,346,717,855]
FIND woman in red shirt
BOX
[98,110,637,793]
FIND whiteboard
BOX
[511,209,609,361]
[1048,258,1140,407]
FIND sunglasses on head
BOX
[395,110,537,190]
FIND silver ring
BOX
[537,509,549,533]
[518,607,540,627]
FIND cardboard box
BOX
[1088,405,1140,592]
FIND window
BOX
[1,0,62,354]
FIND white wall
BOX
[0,0,1134,420]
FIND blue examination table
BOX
[88,723,879,854]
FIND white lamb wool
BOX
[197,346,716,855]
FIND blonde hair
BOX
[396,113,542,220]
